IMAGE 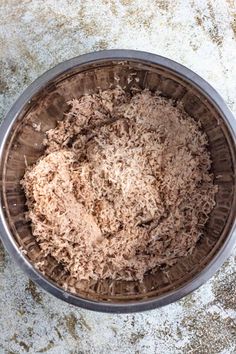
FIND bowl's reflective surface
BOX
[0,50,236,312]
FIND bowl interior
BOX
[1,59,236,303]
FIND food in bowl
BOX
[21,86,217,289]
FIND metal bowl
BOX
[0,50,236,313]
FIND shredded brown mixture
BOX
[22,88,217,283]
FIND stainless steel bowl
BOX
[0,50,236,313]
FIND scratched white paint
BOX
[0,0,236,353]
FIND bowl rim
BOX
[0,49,236,313]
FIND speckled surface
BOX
[0,1,236,353]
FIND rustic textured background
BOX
[0,0,236,353]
